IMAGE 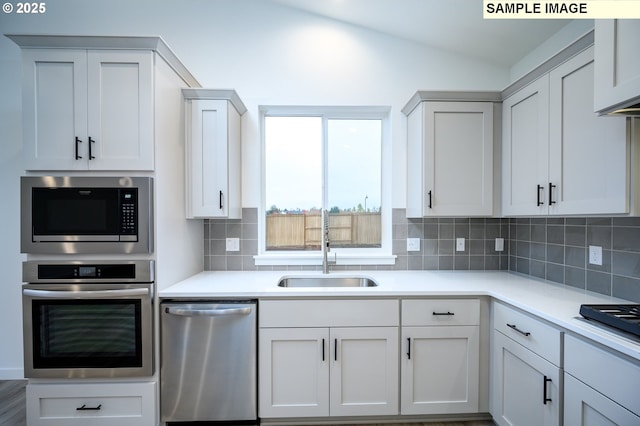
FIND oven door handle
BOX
[23,288,150,299]
[165,306,252,317]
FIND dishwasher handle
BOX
[165,306,252,317]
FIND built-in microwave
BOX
[21,176,153,254]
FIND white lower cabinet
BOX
[259,327,329,417]
[491,302,562,426]
[401,299,480,415]
[564,374,639,426]
[491,331,560,426]
[330,326,398,416]
[26,382,156,426]
[564,334,640,425]
[258,299,399,419]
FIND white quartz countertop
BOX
[160,270,640,362]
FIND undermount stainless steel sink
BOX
[277,275,378,288]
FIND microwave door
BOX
[32,188,121,241]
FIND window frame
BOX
[255,105,394,266]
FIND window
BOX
[259,106,391,264]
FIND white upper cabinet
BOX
[183,89,246,219]
[21,48,154,171]
[549,46,628,215]
[404,93,498,217]
[503,46,629,216]
[594,20,640,114]
[502,75,550,216]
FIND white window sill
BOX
[253,252,396,266]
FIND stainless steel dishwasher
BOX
[160,300,257,423]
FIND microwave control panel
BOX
[120,189,138,239]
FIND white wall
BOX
[0,0,548,377]
[509,19,595,82]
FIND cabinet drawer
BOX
[259,299,398,327]
[26,382,155,426]
[493,302,561,366]
[565,334,640,416]
[402,299,479,326]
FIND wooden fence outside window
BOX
[266,212,381,250]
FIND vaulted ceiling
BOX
[270,0,572,67]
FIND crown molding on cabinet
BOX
[182,88,247,115]
[401,91,502,116]
[501,30,594,100]
[5,34,200,88]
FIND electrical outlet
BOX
[589,245,602,266]
[226,237,240,252]
[456,238,465,252]
[495,237,504,252]
[407,238,420,252]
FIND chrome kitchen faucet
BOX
[322,209,336,274]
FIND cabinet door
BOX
[549,46,628,215]
[330,327,398,416]
[564,373,640,426]
[423,102,493,216]
[22,49,88,171]
[401,326,479,415]
[87,50,153,170]
[187,99,239,218]
[594,20,640,114]
[491,331,560,426]
[502,76,550,216]
[258,328,329,418]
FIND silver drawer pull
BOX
[507,323,531,336]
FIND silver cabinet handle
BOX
[23,288,149,299]
[165,306,251,317]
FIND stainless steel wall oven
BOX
[22,260,154,379]
[21,176,153,254]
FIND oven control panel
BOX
[38,264,137,280]
[23,260,154,284]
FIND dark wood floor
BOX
[0,380,26,426]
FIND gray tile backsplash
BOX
[509,217,640,302]
[203,208,509,272]
[392,210,510,271]
[203,208,640,302]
